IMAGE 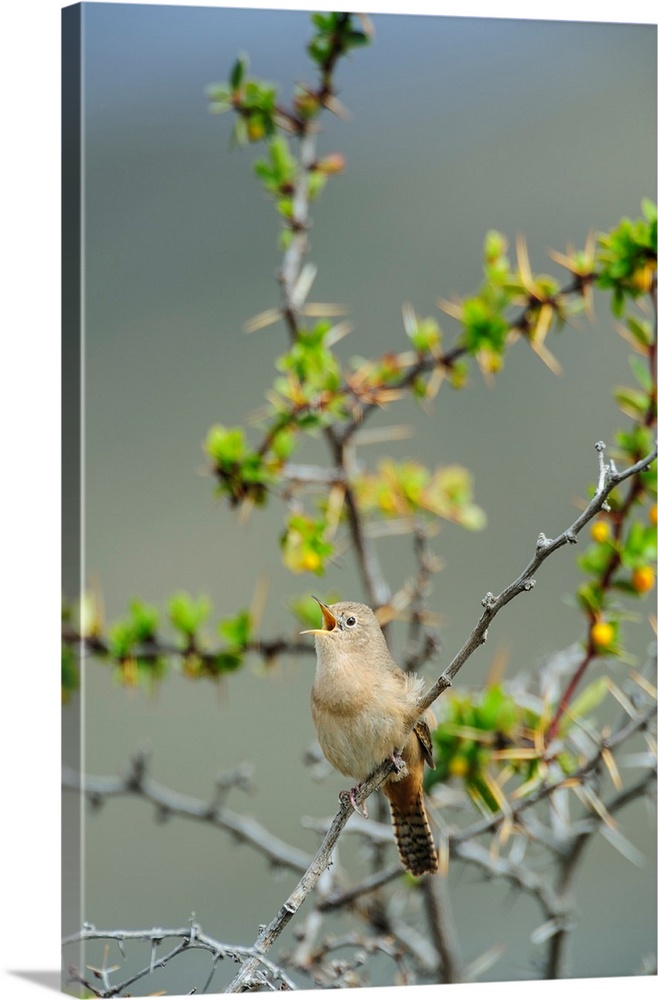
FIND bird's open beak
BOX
[300,596,338,635]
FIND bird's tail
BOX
[384,780,439,876]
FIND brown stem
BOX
[545,648,595,745]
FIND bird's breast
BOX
[310,663,418,782]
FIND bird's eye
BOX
[345,616,357,627]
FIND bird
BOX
[302,597,439,876]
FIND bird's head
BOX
[301,597,388,658]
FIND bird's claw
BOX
[340,785,368,818]
[390,749,406,775]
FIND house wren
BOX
[302,598,439,876]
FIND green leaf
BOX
[232,117,248,147]
[168,593,212,637]
[61,645,79,702]
[409,316,441,353]
[611,288,625,317]
[218,610,252,648]
[108,620,137,660]
[127,599,159,642]
[475,685,518,733]
[215,650,244,672]
[614,386,649,421]
[271,427,296,461]
[625,314,652,348]
[576,582,604,615]
[629,355,653,392]
[577,544,613,576]
[615,423,654,458]
[205,425,246,466]
[207,84,232,114]
[230,53,248,92]
[345,31,370,48]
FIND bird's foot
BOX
[390,749,406,775]
[340,785,368,818]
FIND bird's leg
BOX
[390,749,406,775]
[340,785,368,818]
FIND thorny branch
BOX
[65,698,655,991]
[62,756,312,876]
[415,441,657,718]
[63,922,298,996]
[62,632,314,669]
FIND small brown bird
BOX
[302,598,439,876]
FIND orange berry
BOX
[591,621,614,651]
[591,521,610,544]
[632,566,655,594]
[649,504,657,527]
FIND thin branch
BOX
[62,754,313,875]
[63,922,298,995]
[415,441,657,719]
[403,522,442,673]
[334,269,601,448]
[544,766,657,979]
[63,632,315,668]
[421,875,464,983]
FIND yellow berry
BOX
[449,755,469,778]
[300,551,321,572]
[378,493,397,515]
[649,504,657,527]
[247,118,266,142]
[591,521,610,544]
[632,566,655,594]
[629,261,656,293]
[591,621,614,651]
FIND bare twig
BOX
[62,754,312,875]
[63,922,298,995]
[421,875,464,983]
[544,766,657,979]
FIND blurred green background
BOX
[63,3,656,992]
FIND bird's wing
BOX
[414,719,435,770]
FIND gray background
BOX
[63,2,656,992]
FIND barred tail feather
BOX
[387,792,439,876]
